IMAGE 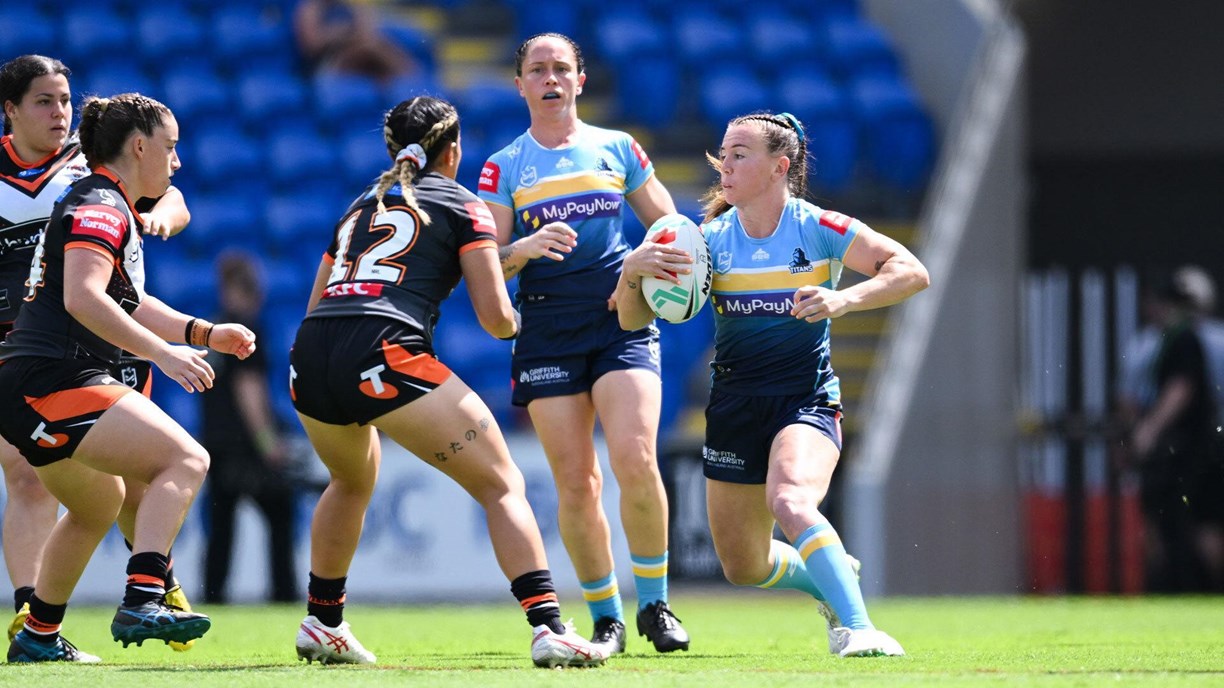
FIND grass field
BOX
[3,592,1222,686]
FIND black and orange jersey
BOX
[308,172,498,347]
[1,167,146,365]
[0,135,90,325]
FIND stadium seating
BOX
[850,74,936,192]
[776,71,859,193]
[698,66,771,128]
[0,7,56,59]
[136,6,205,64]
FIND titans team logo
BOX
[788,247,814,274]
[519,165,538,188]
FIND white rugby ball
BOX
[640,213,711,324]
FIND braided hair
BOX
[701,112,809,222]
[77,92,171,170]
[371,96,460,223]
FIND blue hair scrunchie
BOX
[777,112,806,145]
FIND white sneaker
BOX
[531,622,608,669]
[296,615,376,665]
[829,627,906,657]
[816,553,864,654]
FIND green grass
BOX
[4,592,1223,686]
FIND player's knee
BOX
[178,445,211,486]
[3,463,55,509]
[555,470,602,507]
[769,484,824,524]
[719,558,763,586]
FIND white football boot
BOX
[531,621,608,669]
[815,553,863,654]
[296,615,376,665]
[829,627,906,657]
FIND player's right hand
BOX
[155,346,215,393]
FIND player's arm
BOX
[614,237,692,331]
[141,186,191,239]
[133,294,255,360]
[624,174,677,229]
[488,201,576,280]
[791,226,930,323]
[462,244,519,340]
[305,255,333,314]
[65,248,215,392]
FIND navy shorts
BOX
[290,316,452,426]
[511,305,660,407]
[0,356,137,467]
[703,388,843,484]
[112,355,153,398]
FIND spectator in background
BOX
[200,251,298,604]
[1119,266,1224,592]
[293,0,416,84]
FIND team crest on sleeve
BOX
[464,201,497,236]
[818,210,853,234]
[478,161,500,193]
[70,204,126,250]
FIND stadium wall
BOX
[846,1,1028,594]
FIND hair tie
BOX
[396,142,427,170]
[98,98,110,114]
[777,112,805,144]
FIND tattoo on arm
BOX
[627,280,638,290]
[874,260,885,274]
[499,245,522,277]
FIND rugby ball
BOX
[641,214,711,324]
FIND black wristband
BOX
[184,318,198,344]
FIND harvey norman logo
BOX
[715,291,795,318]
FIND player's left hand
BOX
[140,212,175,239]
[209,323,257,359]
[791,285,848,322]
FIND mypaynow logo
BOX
[536,193,622,222]
[715,292,795,317]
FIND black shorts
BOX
[511,306,660,407]
[290,316,453,426]
[0,356,137,467]
[112,355,153,398]
[703,388,843,484]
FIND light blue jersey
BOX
[703,198,861,399]
[478,122,654,310]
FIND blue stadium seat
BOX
[312,73,384,126]
[383,72,447,104]
[237,69,308,126]
[62,7,133,65]
[0,7,56,59]
[383,22,438,75]
[850,75,936,191]
[747,10,821,71]
[339,129,391,190]
[698,66,771,128]
[187,126,263,191]
[673,9,744,68]
[824,17,901,81]
[79,62,157,101]
[455,79,528,142]
[614,56,680,128]
[146,253,217,315]
[776,72,859,193]
[186,193,262,255]
[514,0,581,43]
[161,66,229,131]
[266,127,339,189]
[136,6,205,64]
[211,4,296,65]
[264,192,342,260]
[263,256,316,312]
[593,8,669,67]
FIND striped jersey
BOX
[478,122,654,310]
[703,198,861,400]
[0,135,90,325]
